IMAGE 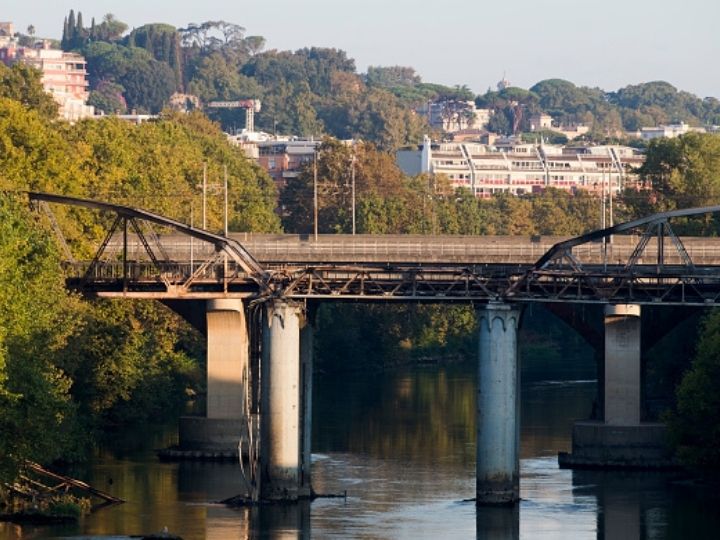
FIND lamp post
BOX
[224,164,228,237]
[313,148,318,242]
[202,162,207,229]
[351,142,356,235]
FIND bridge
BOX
[26,192,720,506]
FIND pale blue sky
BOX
[5,0,720,97]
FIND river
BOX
[2,362,719,539]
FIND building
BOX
[397,136,644,198]
[529,113,553,131]
[639,122,703,140]
[0,22,14,39]
[419,100,492,133]
[1,37,93,121]
[256,139,322,189]
[529,113,590,141]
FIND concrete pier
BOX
[476,303,521,505]
[559,304,675,469]
[299,316,314,498]
[178,299,249,454]
[604,304,641,425]
[260,300,303,501]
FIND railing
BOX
[62,261,248,282]
[102,234,720,267]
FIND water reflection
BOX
[476,506,519,540]
[5,363,720,539]
[573,469,720,540]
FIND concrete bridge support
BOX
[260,300,310,501]
[178,299,249,455]
[560,304,673,468]
[299,316,314,498]
[476,303,521,505]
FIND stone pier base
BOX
[158,416,252,460]
[558,421,676,469]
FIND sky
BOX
[5,0,720,98]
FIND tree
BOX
[84,43,176,113]
[96,13,128,42]
[187,52,262,102]
[0,194,83,481]
[667,309,720,468]
[0,63,59,119]
[366,66,421,88]
[125,24,184,91]
[630,133,720,231]
[120,57,176,113]
[88,80,127,114]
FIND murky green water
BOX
[2,363,719,539]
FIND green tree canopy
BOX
[0,63,59,119]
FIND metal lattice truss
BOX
[508,205,720,305]
[268,264,521,301]
[28,192,269,297]
[27,191,720,305]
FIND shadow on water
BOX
[4,361,720,539]
[476,506,519,540]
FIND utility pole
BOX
[223,164,229,292]
[224,165,229,236]
[608,166,614,244]
[202,162,207,230]
[313,149,318,242]
[190,205,194,269]
[351,143,356,235]
[602,168,607,267]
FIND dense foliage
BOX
[5,11,720,474]
[475,79,720,138]
[53,11,720,149]
[281,137,603,236]
[0,71,279,481]
[0,195,82,481]
[667,309,720,468]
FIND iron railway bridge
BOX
[27,191,720,306]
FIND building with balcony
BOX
[397,136,644,198]
[1,37,93,121]
[256,139,322,189]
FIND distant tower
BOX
[497,72,511,91]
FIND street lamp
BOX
[351,141,356,235]
[313,148,318,242]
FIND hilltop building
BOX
[256,139,322,189]
[0,32,93,121]
[0,22,14,37]
[397,136,644,198]
[638,122,707,140]
[418,100,492,133]
[528,113,590,141]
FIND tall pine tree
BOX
[61,16,68,49]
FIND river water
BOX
[2,363,719,539]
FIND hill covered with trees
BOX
[56,10,720,150]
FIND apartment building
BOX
[256,139,321,189]
[397,136,644,198]
[1,35,93,121]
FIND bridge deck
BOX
[108,233,720,266]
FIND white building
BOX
[419,100,492,133]
[397,136,644,198]
[639,123,697,140]
[1,38,94,121]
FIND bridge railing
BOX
[104,234,720,266]
[62,261,248,282]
